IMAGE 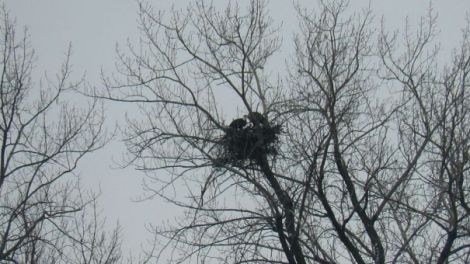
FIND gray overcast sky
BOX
[6,0,470,255]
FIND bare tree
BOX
[54,193,123,264]
[102,0,470,263]
[13,191,123,264]
[0,6,123,264]
[376,7,470,263]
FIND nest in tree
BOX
[214,113,281,167]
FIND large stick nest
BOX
[214,113,282,167]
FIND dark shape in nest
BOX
[229,118,247,130]
[247,112,269,127]
[214,113,281,167]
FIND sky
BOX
[6,0,470,257]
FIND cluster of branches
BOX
[101,0,470,263]
[0,6,123,263]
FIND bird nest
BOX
[214,113,281,167]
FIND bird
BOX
[247,112,268,127]
[229,118,247,130]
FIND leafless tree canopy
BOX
[102,0,470,263]
[0,7,122,263]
